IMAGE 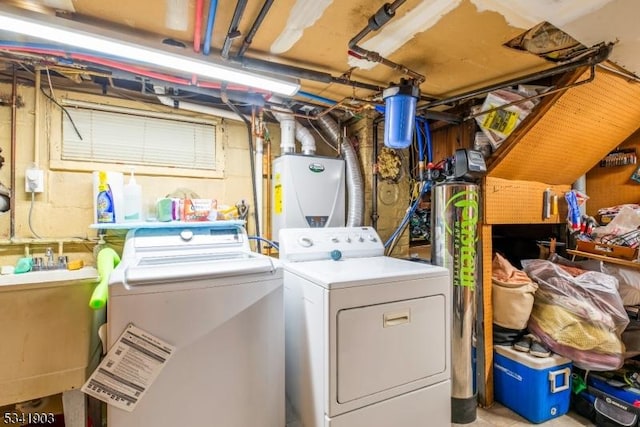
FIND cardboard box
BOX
[494,345,572,423]
[576,240,638,260]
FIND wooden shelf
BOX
[566,249,640,269]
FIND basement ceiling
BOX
[1,0,639,106]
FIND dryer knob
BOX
[298,236,313,248]
[330,250,342,261]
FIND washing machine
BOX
[106,223,283,427]
[279,227,451,427]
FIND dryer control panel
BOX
[279,227,384,262]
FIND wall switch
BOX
[25,167,44,193]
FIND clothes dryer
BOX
[280,226,451,427]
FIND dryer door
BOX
[336,295,446,403]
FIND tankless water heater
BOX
[272,154,345,240]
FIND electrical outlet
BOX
[25,167,44,193]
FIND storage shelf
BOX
[566,249,640,269]
[90,220,245,230]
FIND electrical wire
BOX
[248,235,279,251]
[384,181,431,253]
[28,191,42,239]
[39,68,83,141]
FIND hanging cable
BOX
[221,92,261,252]
[28,191,42,239]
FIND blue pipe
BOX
[297,91,337,105]
[415,119,424,162]
[423,119,433,163]
[415,117,433,163]
[203,0,218,56]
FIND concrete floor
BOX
[460,403,595,426]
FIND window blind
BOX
[62,107,217,170]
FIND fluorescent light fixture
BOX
[0,4,300,96]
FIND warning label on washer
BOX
[81,324,175,412]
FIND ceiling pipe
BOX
[348,0,425,83]
[193,0,204,53]
[221,0,248,60]
[417,42,612,111]
[203,0,218,55]
[237,0,274,58]
[234,56,384,92]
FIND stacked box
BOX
[494,345,572,423]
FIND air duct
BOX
[317,114,363,227]
[272,109,316,155]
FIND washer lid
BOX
[283,257,448,289]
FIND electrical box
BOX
[272,154,345,241]
[25,167,44,193]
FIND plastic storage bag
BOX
[522,258,628,371]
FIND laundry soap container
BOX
[123,170,142,221]
[494,345,572,423]
[92,171,124,223]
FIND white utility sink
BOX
[0,266,100,407]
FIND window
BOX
[51,99,224,178]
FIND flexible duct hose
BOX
[317,115,364,227]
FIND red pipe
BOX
[0,45,272,95]
[70,53,193,85]
[194,0,204,53]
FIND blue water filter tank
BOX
[383,82,420,149]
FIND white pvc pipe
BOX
[34,68,40,168]
[272,109,316,155]
[295,120,316,155]
[271,110,296,154]
[255,135,264,240]
[155,95,248,121]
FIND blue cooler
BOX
[494,345,572,423]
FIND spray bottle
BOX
[123,169,143,222]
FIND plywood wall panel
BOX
[488,69,640,185]
[484,177,570,224]
[585,129,640,216]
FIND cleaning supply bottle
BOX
[96,171,115,223]
[123,169,143,222]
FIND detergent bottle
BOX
[96,171,115,223]
[123,169,143,221]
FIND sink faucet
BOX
[45,247,54,270]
